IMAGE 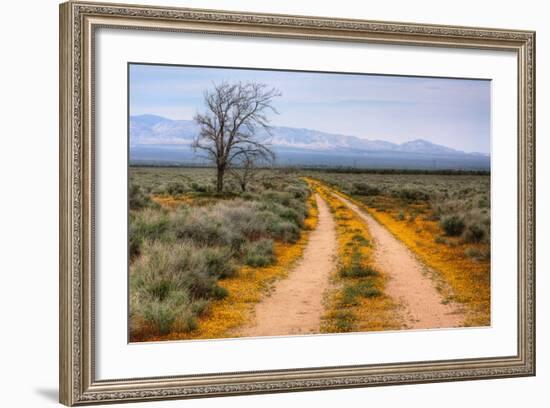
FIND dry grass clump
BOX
[307,179,403,333]
[130,241,227,339]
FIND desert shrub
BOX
[211,285,229,300]
[463,223,485,243]
[203,247,237,278]
[465,247,491,261]
[440,215,466,236]
[243,239,275,267]
[129,209,171,258]
[261,190,291,206]
[190,182,208,193]
[130,240,236,337]
[148,280,172,301]
[392,188,430,202]
[478,197,490,209]
[173,206,246,250]
[352,182,381,196]
[142,300,177,335]
[278,207,304,227]
[129,183,156,210]
[262,181,274,189]
[166,181,186,195]
[133,241,232,302]
[270,221,301,243]
[139,296,199,336]
[217,202,271,239]
[259,199,306,227]
[284,184,309,200]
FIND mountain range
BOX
[129,114,490,170]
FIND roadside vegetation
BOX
[129,167,314,341]
[307,171,491,326]
[307,179,403,333]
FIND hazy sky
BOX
[129,64,491,153]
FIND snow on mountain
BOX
[129,114,487,157]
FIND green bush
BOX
[284,184,309,200]
[134,290,198,336]
[203,247,237,278]
[190,182,208,193]
[279,207,304,227]
[174,205,249,249]
[243,239,275,267]
[465,247,491,261]
[463,224,485,243]
[393,188,430,202]
[143,300,177,335]
[352,182,381,196]
[440,215,466,236]
[166,181,186,195]
[211,285,229,299]
[270,221,300,243]
[129,183,156,210]
[129,210,171,258]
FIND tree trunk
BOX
[216,167,224,193]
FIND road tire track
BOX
[238,193,337,337]
[333,193,464,330]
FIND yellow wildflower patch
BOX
[151,193,195,208]
[338,192,490,327]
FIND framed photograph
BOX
[59,1,536,405]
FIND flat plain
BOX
[129,166,490,341]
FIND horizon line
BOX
[129,113,490,156]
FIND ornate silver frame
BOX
[59,1,536,405]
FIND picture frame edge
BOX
[59,1,536,405]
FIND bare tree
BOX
[192,81,280,193]
[229,150,265,192]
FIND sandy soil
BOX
[334,194,464,330]
[238,194,337,337]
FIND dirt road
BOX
[333,193,464,330]
[238,193,337,337]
